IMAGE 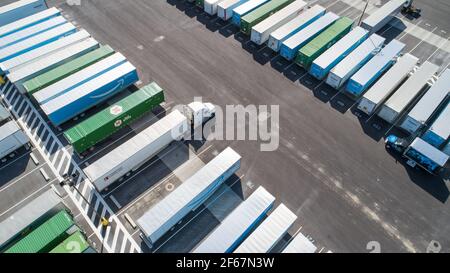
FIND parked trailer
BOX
[240,0,294,35]
[0,30,91,73]
[422,102,450,148]
[361,0,406,34]
[234,204,297,253]
[399,69,450,134]
[345,39,405,98]
[296,17,353,69]
[309,26,368,80]
[0,189,61,250]
[282,232,317,253]
[0,120,29,160]
[0,0,48,26]
[193,186,275,253]
[280,12,339,61]
[5,210,74,253]
[24,45,115,95]
[49,231,89,253]
[83,110,188,192]
[0,7,60,39]
[41,62,138,126]
[0,104,9,123]
[218,0,249,21]
[138,147,241,246]
[268,5,325,52]
[204,0,226,15]
[326,33,385,89]
[64,82,165,155]
[404,138,449,175]
[250,0,307,45]
[357,53,418,115]
[9,38,100,94]
[0,16,67,50]
[232,0,270,26]
[33,52,126,104]
[378,61,439,124]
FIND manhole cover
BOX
[165,183,175,192]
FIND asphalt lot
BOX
[1,0,449,253]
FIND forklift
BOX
[402,0,421,16]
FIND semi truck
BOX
[357,53,418,116]
[361,0,406,34]
[345,39,405,98]
[217,0,249,21]
[182,101,216,129]
[137,147,241,246]
[204,0,226,15]
[0,0,48,26]
[232,0,270,26]
[0,120,29,161]
[268,5,325,52]
[422,102,450,149]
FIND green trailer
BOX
[295,17,353,69]
[5,210,74,253]
[240,0,294,35]
[50,231,89,253]
[23,45,115,95]
[64,82,165,155]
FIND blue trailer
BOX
[345,39,405,98]
[0,0,48,26]
[232,0,270,26]
[422,102,450,149]
[41,62,138,126]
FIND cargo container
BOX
[361,0,405,34]
[0,16,67,50]
[357,53,418,115]
[9,38,100,94]
[268,5,325,52]
[240,0,294,35]
[0,120,29,160]
[218,0,249,21]
[296,17,353,69]
[193,186,275,253]
[24,45,115,95]
[138,147,241,246]
[309,26,368,80]
[5,210,74,253]
[0,30,91,73]
[232,0,270,26]
[0,0,48,26]
[422,102,450,148]
[204,0,226,15]
[378,61,439,124]
[64,82,165,155]
[33,52,127,104]
[280,12,339,61]
[0,104,9,123]
[282,232,317,253]
[0,189,61,250]
[234,204,297,253]
[41,62,138,126]
[0,23,77,66]
[345,39,405,98]
[399,69,450,134]
[83,110,188,192]
[404,138,449,174]
[49,231,89,253]
[250,0,306,45]
[326,33,385,89]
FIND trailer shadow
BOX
[352,108,391,142]
[167,0,200,19]
[219,22,239,38]
[0,148,31,188]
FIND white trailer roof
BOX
[0,30,90,72]
[362,0,405,28]
[313,26,368,69]
[330,34,385,78]
[253,0,307,33]
[410,138,449,167]
[193,186,275,253]
[406,69,450,125]
[383,61,439,114]
[363,53,418,104]
[270,5,325,41]
[0,120,21,141]
[8,38,99,84]
[0,16,66,49]
[234,204,297,253]
[428,103,450,142]
[0,0,42,14]
[219,0,240,9]
[0,7,60,38]
[233,0,268,16]
[282,232,317,253]
[41,61,136,115]
[137,147,241,241]
[0,104,9,121]
[0,22,76,62]
[349,39,405,86]
[84,110,187,183]
[33,52,125,104]
[283,12,339,50]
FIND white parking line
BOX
[110,195,122,209]
[0,163,49,194]
[409,26,439,53]
[0,149,35,172]
[425,37,450,62]
[399,19,423,40]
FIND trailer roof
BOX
[0,7,60,38]
[219,0,241,9]
[0,104,9,121]
[410,138,449,167]
[233,0,269,16]
[252,0,306,33]
[193,186,275,253]
[428,102,450,141]
[282,232,317,253]
[0,120,21,142]
[0,0,42,14]
[242,0,293,23]
[362,0,405,28]
[234,204,297,253]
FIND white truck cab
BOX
[183,102,216,128]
